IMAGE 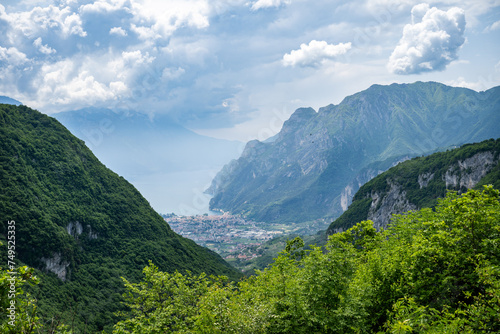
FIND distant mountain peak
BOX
[0,95,22,105]
[289,107,317,120]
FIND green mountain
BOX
[208,82,500,224]
[0,104,241,332]
[327,138,500,234]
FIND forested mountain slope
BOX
[208,82,500,224]
[0,104,241,332]
[327,138,500,234]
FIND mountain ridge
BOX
[327,138,500,234]
[208,81,500,224]
[0,96,22,106]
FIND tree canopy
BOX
[113,186,500,333]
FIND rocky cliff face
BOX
[443,151,496,189]
[366,152,498,229]
[366,182,418,230]
[339,155,412,212]
[210,82,500,224]
[328,139,500,234]
[41,252,70,281]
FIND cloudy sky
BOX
[1,0,499,141]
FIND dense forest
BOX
[111,187,500,333]
[2,187,499,333]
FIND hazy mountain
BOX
[208,82,500,224]
[0,104,241,332]
[327,138,500,234]
[0,95,22,105]
[54,108,243,214]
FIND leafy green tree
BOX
[379,186,500,333]
[0,243,71,334]
[0,262,41,334]
[114,261,221,333]
[113,187,500,334]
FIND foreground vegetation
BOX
[1,187,499,333]
[112,186,499,333]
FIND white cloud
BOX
[130,24,161,41]
[485,20,500,32]
[33,59,125,108]
[80,0,130,13]
[0,46,29,65]
[282,40,352,67]
[33,37,56,55]
[444,76,484,91]
[1,5,87,40]
[162,67,185,80]
[110,80,128,94]
[62,12,87,37]
[221,97,240,113]
[109,26,128,36]
[160,38,212,66]
[362,0,416,13]
[388,3,466,75]
[108,50,155,77]
[251,0,291,11]
[60,71,116,102]
[130,0,210,39]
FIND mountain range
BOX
[207,82,500,224]
[238,138,500,274]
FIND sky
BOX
[0,0,500,142]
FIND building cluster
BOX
[164,213,283,258]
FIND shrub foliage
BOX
[113,187,500,333]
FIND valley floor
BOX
[164,213,329,269]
